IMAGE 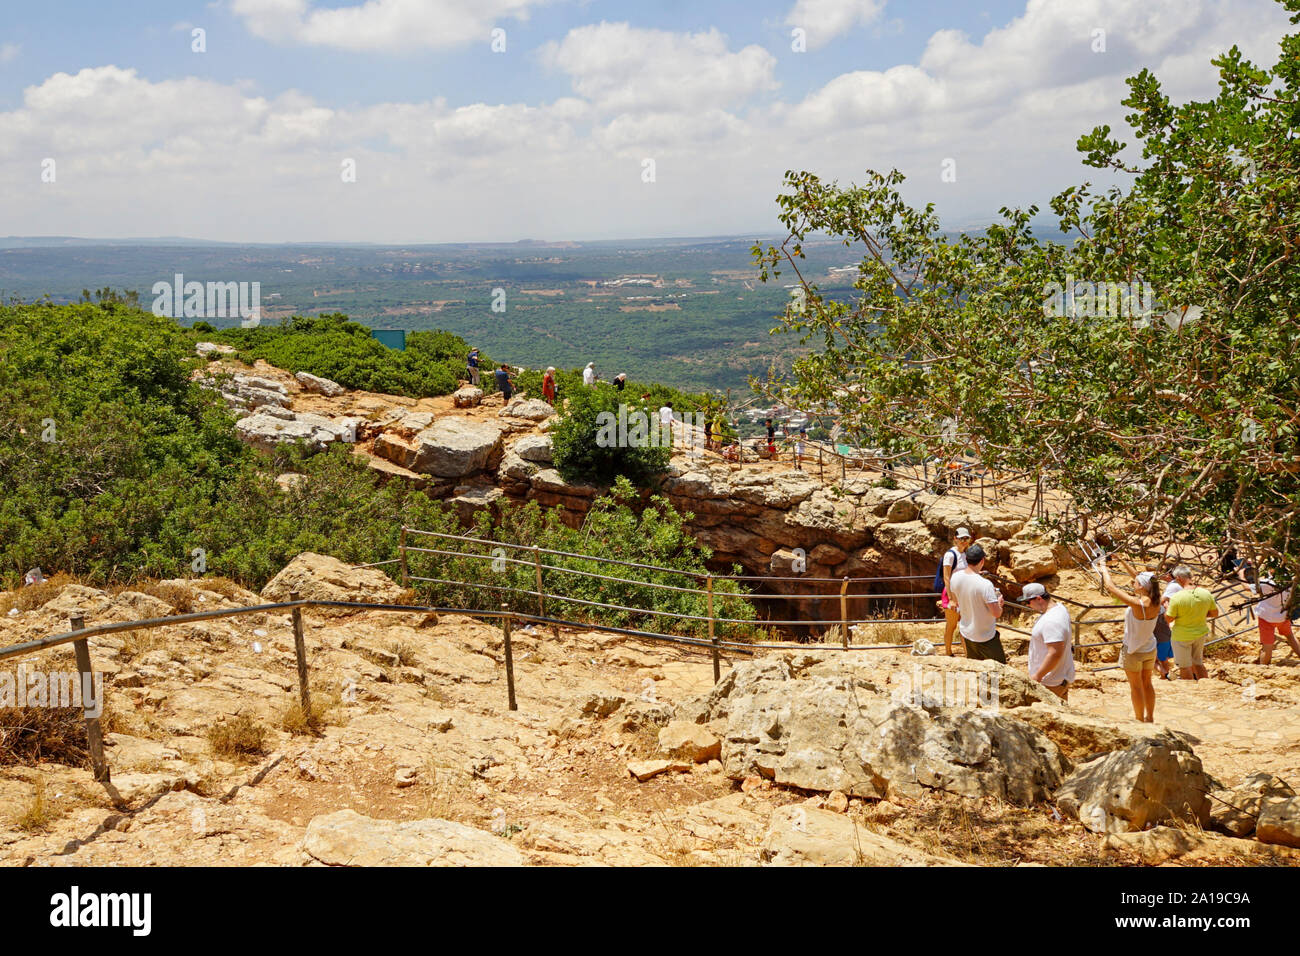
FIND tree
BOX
[753,0,1300,584]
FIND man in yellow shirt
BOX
[1164,565,1219,680]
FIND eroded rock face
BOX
[1212,773,1296,838]
[302,809,523,866]
[683,651,1068,805]
[235,410,357,452]
[1257,795,1300,847]
[412,419,505,477]
[1054,740,1212,834]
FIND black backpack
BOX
[933,548,959,592]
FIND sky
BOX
[0,0,1293,243]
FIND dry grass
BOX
[280,690,341,736]
[0,573,79,613]
[13,776,58,832]
[134,581,198,614]
[420,761,478,823]
[195,577,248,601]
[625,722,663,758]
[119,629,166,662]
[206,713,267,762]
[0,707,89,768]
[387,640,418,667]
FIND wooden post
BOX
[840,577,850,649]
[501,603,517,711]
[290,591,312,716]
[399,526,410,588]
[980,473,985,507]
[71,615,109,783]
[533,546,559,642]
[707,575,719,683]
[819,445,824,480]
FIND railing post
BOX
[501,603,517,711]
[70,614,109,783]
[290,590,312,716]
[399,526,410,588]
[840,576,850,649]
[532,546,558,642]
[707,575,719,683]
[819,445,824,480]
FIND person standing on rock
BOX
[1022,582,1074,700]
[1099,561,1160,721]
[542,367,557,404]
[948,543,1006,663]
[1165,564,1219,680]
[467,347,481,387]
[937,527,973,657]
[494,364,515,403]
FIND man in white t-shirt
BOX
[947,543,1006,663]
[1256,575,1299,665]
[938,528,973,657]
[1022,582,1075,700]
[582,362,596,387]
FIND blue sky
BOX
[0,0,1292,242]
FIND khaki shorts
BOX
[1120,647,1157,672]
[1172,638,1205,668]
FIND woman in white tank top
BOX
[1099,559,1161,723]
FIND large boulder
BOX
[687,652,1067,805]
[295,371,346,397]
[1005,703,1192,764]
[1054,740,1212,834]
[1257,795,1300,847]
[235,411,355,452]
[411,419,505,477]
[1211,773,1295,838]
[512,434,553,464]
[302,810,523,866]
[261,552,406,605]
[452,386,483,409]
[499,398,554,421]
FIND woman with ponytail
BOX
[1100,558,1161,722]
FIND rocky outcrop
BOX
[295,371,346,397]
[1257,795,1300,847]
[499,398,554,422]
[1211,772,1295,838]
[760,805,962,866]
[261,551,407,605]
[411,420,506,478]
[235,409,358,452]
[681,651,1068,805]
[452,386,483,409]
[302,810,524,866]
[1054,740,1212,834]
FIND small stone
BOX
[627,759,691,782]
[825,790,849,813]
[394,767,419,788]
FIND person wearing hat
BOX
[1098,559,1160,721]
[948,543,1006,662]
[613,373,627,392]
[1022,582,1074,700]
[542,367,557,404]
[937,528,973,656]
[1164,565,1219,680]
[582,362,596,387]
[466,347,481,387]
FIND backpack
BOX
[933,548,958,592]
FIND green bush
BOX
[550,385,672,486]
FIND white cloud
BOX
[785,0,886,50]
[230,0,548,52]
[1,0,1293,242]
[0,43,21,64]
[540,22,778,115]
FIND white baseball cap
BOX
[1022,583,1048,601]
[1136,571,1155,588]
[956,527,972,539]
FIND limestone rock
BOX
[760,806,961,866]
[1005,541,1058,583]
[1257,795,1300,847]
[511,434,553,463]
[412,419,505,477]
[694,653,1066,805]
[1054,740,1212,834]
[499,398,554,421]
[452,386,483,409]
[1211,772,1295,838]
[627,759,691,782]
[195,342,235,356]
[302,809,523,866]
[1005,703,1191,764]
[261,552,406,605]
[295,371,346,397]
[658,721,721,763]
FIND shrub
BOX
[550,386,671,486]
